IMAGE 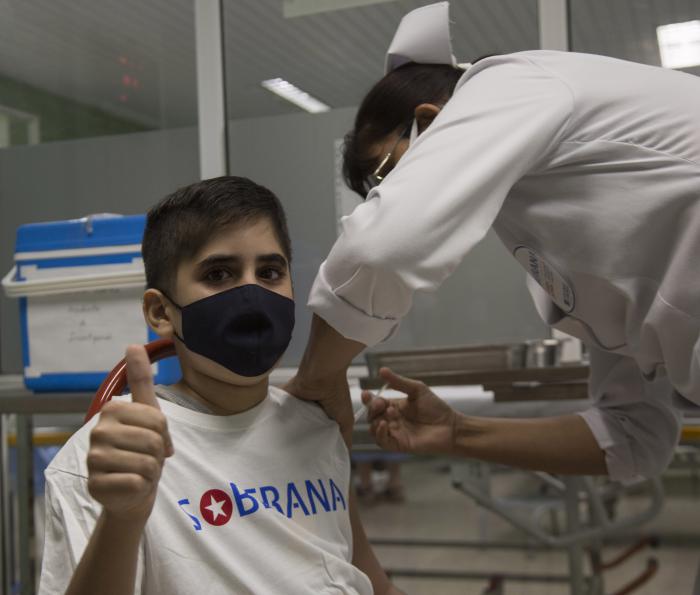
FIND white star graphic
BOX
[205,495,227,521]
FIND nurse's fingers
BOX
[361,390,374,406]
[368,399,390,423]
[384,404,400,421]
[125,345,174,457]
[363,391,389,420]
[369,415,384,437]
[375,419,391,448]
[378,367,425,401]
[370,406,396,430]
[368,403,403,434]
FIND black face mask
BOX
[163,284,295,377]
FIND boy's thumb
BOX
[125,345,174,456]
[125,345,160,410]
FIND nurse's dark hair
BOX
[343,56,498,198]
[343,62,463,198]
[142,176,292,294]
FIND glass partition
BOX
[571,0,700,76]
[0,4,203,590]
[0,0,201,374]
[222,0,549,364]
[0,0,198,146]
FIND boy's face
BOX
[168,217,293,386]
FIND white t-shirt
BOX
[38,387,373,595]
[309,50,700,481]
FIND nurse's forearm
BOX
[66,512,144,595]
[297,315,366,381]
[453,414,607,475]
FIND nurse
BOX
[288,2,700,482]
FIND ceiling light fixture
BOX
[657,20,700,69]
[261,78,330,114]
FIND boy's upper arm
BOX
[348,490,402,595]
[39,468,98,594]
[39,465,145,595]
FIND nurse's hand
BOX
[364,368,457,455]
[285,373,354,446]
[86,345,174,524]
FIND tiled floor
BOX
[356,459,700,595]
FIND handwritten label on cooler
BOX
[25,287,147,377]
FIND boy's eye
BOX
[204,268,232,283]
[259,266,285,282]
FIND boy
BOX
[39,177,401,594]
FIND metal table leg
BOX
[564,477,587,595]
[16,414,35,595]
[0,388,94,595]
[1,413,12,595]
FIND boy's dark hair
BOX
[342,62,463,198]
[142,176,292,293]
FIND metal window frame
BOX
[0,105,41,148]
[194,0,229,179]
[538,0,570,51]
[537,0,569,346]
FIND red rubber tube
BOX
[84,338,176,422]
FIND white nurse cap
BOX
[384,1,471,74]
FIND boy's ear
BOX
[143,289,175,339]
[413,103,441,135]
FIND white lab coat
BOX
[308,50,700,482]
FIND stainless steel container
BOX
[365,343,527,378]
[524,339,563,368]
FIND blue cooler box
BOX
[2,214,180,392]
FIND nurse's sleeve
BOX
[309,56,574,346]
[577,348,682,483]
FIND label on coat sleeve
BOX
[513,246,575,313]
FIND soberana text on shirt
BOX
[176,476,347,531]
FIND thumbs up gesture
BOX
[87,345,174,522]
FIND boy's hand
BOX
[365,367,458,455]
[87,345,174,523]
